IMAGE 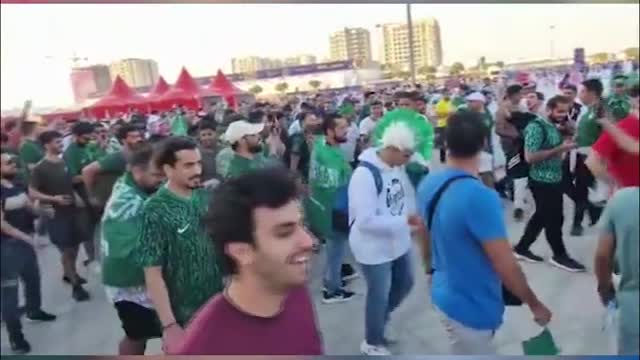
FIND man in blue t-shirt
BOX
[416,111,552,355]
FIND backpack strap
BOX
[348,161,384,229]
[426,174,476,275]
[358,161,383,195]
[426,174,476,230]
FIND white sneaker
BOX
[360,340,391,356]
[612,273,621,290]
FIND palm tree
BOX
[308,80,322,90]
[248,85,263,95]
[275,82,289,95]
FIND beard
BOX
[187,176,202,189]
[142,184,160,194]
[307,125,323,135]
[334,135,348,144]
[249,144,263,153]
[1,173,16,181]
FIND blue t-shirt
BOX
[417,168,507,330]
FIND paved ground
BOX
[0,195,616,356]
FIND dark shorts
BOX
[114,301,162,341]
[47,209,90,251]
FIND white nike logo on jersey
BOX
[177,224,189,234]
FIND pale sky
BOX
[1,3,639,110]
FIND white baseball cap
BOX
[223,120,264,144]
[465,91,486,103]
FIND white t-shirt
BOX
[339,122,360,163]
[359,116,379,137]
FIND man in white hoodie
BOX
[348,122,417,356]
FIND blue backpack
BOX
[332,161,383,232]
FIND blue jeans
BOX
[323,231,348,295]
[360,251,414,345]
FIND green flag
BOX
[522,328,560,355]
[171,114,189,136]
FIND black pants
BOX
[1,238,42,337]
[516,180,568,258]
[435,127,446,163]
[562,153,600,227]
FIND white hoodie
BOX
[348,148,416,265]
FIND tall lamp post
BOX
[549,25,556,60]
[406,3,417,86]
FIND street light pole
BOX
[406,2,416,85]
[549,25,556,60]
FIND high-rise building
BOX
[109,58,159,88]
[232,56,265,73]
[329,27,372,66]
[231,56,287,73]
[379,18,443,69]
[283,54,317,66]
[69,64,113,104]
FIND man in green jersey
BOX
[307,113,356,304]
[220,119,269,179]
[101,144,166,355]
[17,117,45,182]
[82,124,144,208]
[134,136,223,354]
[514,95,586,273]
[458,92,495,187]
[607,75,632,121]
[574,79,607,233]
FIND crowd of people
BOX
[0,67,638,356]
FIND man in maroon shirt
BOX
[177,168,323,355]
[587,84,639,189]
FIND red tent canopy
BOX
[154,67,204,111]
[207,69,245,96]
[149,76,170,97]
[87,76,148,118]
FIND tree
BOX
[418,65,437,75]
[397,71,411,81]
[308,80,322,90]
[275,82,289,94]
[590,52,610,64]
[449,62,465,76]
[248,84,263,95]
[623,47,639,61]
[495,61,505,68]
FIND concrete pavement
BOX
[0,197,615,355]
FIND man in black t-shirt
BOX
[29,131,91,302]
[1,153,56,354]
[495,84,536,221]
